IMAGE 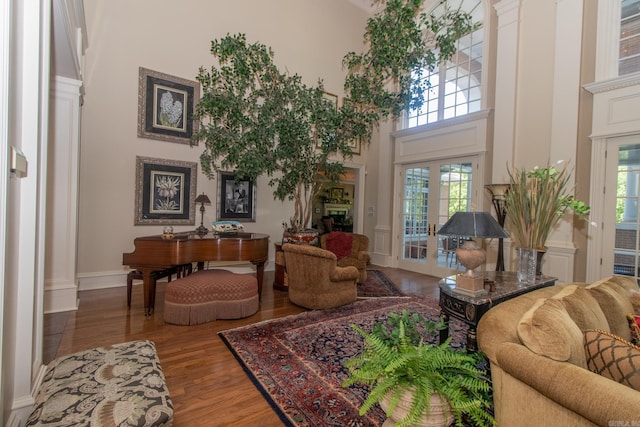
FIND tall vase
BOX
[517,248,538,283]
[536,250,546,276]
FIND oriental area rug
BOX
[358,270,404,297]
[219,297,469,426]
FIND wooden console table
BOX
[438,271,557,351]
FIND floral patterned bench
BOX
[26,340,173,426]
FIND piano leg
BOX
[139,268,155,316]
[251,259,267,299]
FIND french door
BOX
[397,157,477,277]
[602,137,640,282]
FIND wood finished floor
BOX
[45,266,441,426]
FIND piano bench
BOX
[26,340,173,427]
[163,269,259,325]
[127,263,193,308]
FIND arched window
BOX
[405,0,484,128]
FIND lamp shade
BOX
[438,211,509,239]
[195,193,211,204]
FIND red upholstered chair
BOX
[320,232,370,283]
[282,243,359,309]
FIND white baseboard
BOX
[76,261,277,292]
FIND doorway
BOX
[600,137,640,283]
[396,157,477,277]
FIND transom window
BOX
[405,0,483,128]
[620,0,640,75]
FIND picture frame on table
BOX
[134,156,197,225]
[217,171,256,222]
[137,67,200,145]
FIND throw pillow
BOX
[628,313,640,345]
[586,280,635,341]
[583,329,640,391]
[325,232,353,260]
[551,285,610,332]
[517,298,587,369]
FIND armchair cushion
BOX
[325,231,353,260]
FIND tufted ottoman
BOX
[26,340,173,426]
[163,269,259,325]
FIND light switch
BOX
[10,146,27,177]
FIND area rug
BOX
[358,269,404,297]
[219,297,469,426]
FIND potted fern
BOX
[343,310,495,427]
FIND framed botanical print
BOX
[134,156,197,225]
[217,171,256,222]
[137,67,200,144]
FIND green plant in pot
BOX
[193,34,358,236]
[192,0,477,235]
[343,310,495,427]
[504,161,591,275]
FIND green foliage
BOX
[193,34,357,229]
[193,1,478,230]
[343,314,495,427]
[504,162,591,249]
[371,309,446,348]
[343,0,478,119]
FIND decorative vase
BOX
[282,228,319,246]
[517,247,538,283]
[380,388,452,427]
[536,250,546,276]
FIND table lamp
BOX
[194,193,211,236]
[438,211,509,296]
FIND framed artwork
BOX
[217,171,256,222]
[137,67,200,145]
[134,156,197,225]
[343,98,362,155]
[331,187,344,200]
[322,91,338,111]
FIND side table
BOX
[273,242,288,291]
[438,271,556,351]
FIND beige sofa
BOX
[477,276,640,426]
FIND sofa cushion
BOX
[586,278,635,340]
[517,298,587,368]
[551,285,610,331]
[584,329,640,391]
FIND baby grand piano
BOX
[123,232,269,315]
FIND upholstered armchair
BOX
[319,232,370,283]
[282,243,359,309]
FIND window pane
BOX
[404,0,484,128]
[620,0,640,76]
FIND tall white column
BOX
[492,0,522,183]
[45,76,83,313]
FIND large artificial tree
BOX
[193,0,477,231]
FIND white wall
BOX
[78,0,370,289]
